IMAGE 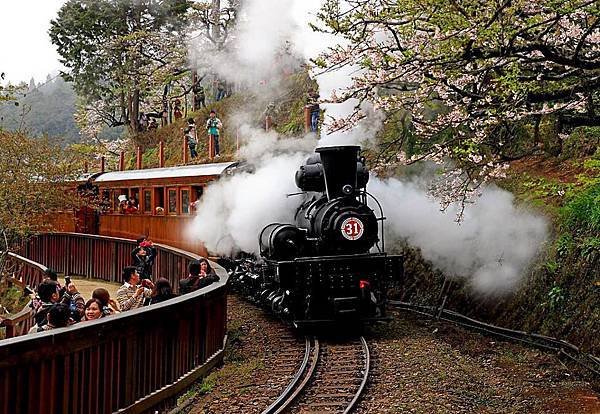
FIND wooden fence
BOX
[0,252,48,338]
[0,233,228,414]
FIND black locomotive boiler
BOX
[232,145,403,326]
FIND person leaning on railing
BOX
[116,266,154,311]
[179,259,219,294]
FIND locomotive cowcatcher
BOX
[232,145,403,327]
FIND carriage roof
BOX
[94,162,237,184]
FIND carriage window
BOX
[181,189,190,214]
[154,188,164,214]
[168,189,177,214]
[192,185,203,202]
[143,190,152,213]
[130,188,140,208]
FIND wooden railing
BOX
[0,233,228,414]
[0,252,48,338]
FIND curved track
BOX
[262,336,370,414]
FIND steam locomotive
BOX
[231,145,403,326]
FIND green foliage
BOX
[543,285,565,311]
[544,260,559,275]
[0,283,29,315]
[562,126,600,158]
[555,234,573,258]
[561,182,600,234]
[579,237,600,261]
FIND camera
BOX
[64,276,72,286]
[140,279,152,288]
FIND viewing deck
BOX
[0,232,228,414]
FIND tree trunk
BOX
[129,89,140,134]
[211,0,221,45]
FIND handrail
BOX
[0,252,48,338]
[0,232,229,414]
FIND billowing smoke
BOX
[187,0,549,296]
[369,178,548,294]
[187,132,315,255]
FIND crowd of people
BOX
[27,236,219,334]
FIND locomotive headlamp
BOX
[342,184,354,195]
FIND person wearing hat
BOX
[118,194,128,214]
[206,110,222,157]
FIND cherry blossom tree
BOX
[315,0,600,200]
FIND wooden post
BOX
[183,136,189,164]
[100,156,105,173]
[159,141,165,168]
[136,146,142,170]
[304,105,312,133]
[265,115,272,131]
[119,151,125,171]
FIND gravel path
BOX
[187,296,599,414]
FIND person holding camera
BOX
[131,236,156,279]
[92,287,120,316]
[116,266,154,311]
[30,277,85,330]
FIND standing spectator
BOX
[31,278,85,329]
[193,84,206,109]
[206,110,223,157]
[83,298,104,321]
[179,259,219,294]
[307,93,320,133]
[173,99,183,120]
[131,236,156,274]
[215,80,226,101]
[183,118,198,159]
[116,267,154,311]
[92,288,120,316]
[28,303,71,334]
[139,112,149,131]
[132,246,154,279]
[150,278,176,304]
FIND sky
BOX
[0,0,66,84]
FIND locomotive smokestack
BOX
[316,145,360,200]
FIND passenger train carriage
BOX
[53,162,238,256]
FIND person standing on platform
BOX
[206,110,222,158]
[116,267,154,311]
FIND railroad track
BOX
[262,336,370,414]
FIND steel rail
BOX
[262,336,320,414]
[389,300,600,378]
[344,336,371,414]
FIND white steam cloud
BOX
[369,178,548,294]
[187,132,315,255]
